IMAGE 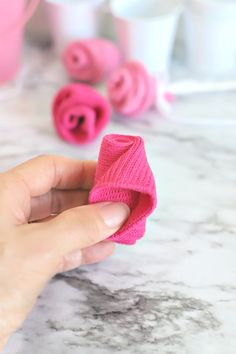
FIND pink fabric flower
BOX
[108,61,156,118]
[63,39,122,84]
[52,83,110,145]
[89,134,157,245]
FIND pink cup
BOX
[0,0,40,84]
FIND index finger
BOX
[7,155,97,197]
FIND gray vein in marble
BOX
[12,271,221,354]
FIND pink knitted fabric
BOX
[89,134,157,245]
[108,61,175,118]
[63,39,122,84]
[108,61,156,118]
[52,83,110,145]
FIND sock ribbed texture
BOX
[89,134,157,245]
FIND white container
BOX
[99,0,115,39]
[110,0,182,76]
[184,0,236,77]
[44,0,104,53]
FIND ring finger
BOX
[30,189,89,222]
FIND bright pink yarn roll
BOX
[63,39,122,84]
[89,134,157,245]
[108,61,156,118]
[52,83,110,145]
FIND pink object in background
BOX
[0,0,40,84]
[0,0,24,83]
[108,61,175,118]
[63,38,122,84]
[52,83,110,145]
[108,61,156,117]
[89,134,157,245]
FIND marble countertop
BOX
[1,46,236,354]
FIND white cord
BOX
[156,78,236,127]
[167,115,236,127]
[170,79,236,96]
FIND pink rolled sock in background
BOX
[52,83,110,145]
[108,61,156,118]
[63,38,122,84]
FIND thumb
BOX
[24,202,130,258]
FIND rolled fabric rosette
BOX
[89,134,157,245]
[63,38,122,84]
[108,61,174,118]
[52,83,110,145]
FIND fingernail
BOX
[100,202,130,228]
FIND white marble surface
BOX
[1,46,236,354]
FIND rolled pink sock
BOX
[89,134,157,245]
[52,83,110,145]
[108,61,156,118]
[63,39,122,84]
[108,61,175,118]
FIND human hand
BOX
[0,155,130,350]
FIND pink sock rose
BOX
[63,39,122,84]
[108,61,156,118]
[52,83,110,145]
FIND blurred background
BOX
[1,0,235,125]
[25,0,236,79]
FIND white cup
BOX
[44,0,104,53]
[99,0,115,39]
[110,0,182,76]
[184,0,236,77]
